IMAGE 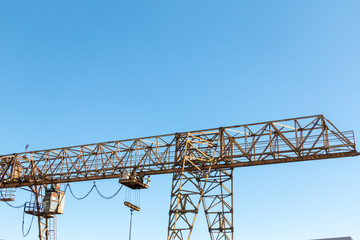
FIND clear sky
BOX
[0,0,359,240]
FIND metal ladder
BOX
[48,217,57,240]
[39,217,56,240]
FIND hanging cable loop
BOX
[22,205,35,237]
[0,190,25,208]
[1,190,33,236]
[94,184,123,200]
[64,182,123,200]
[64,183,95,200]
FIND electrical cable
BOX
[0,190,25,209]
[65,182,123,200]
[94,183,123,200]
[22,205,34,237]
[64,183,95,200]
[1,189,34,236]
[3,182,124,238]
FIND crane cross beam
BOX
[0,115,358,188]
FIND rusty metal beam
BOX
[0,115,358,189]
[1,151,357,188]
[0,114,359,240]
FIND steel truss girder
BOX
[0,115,358,188]
[0,115,358,240]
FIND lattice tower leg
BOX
[168,132,220,240]
[168,169,207,240]
[201,169,233,240]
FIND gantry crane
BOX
[0,115,359,240]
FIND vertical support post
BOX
[321,116,330,153]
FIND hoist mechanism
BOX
[120,169,148,211]
[124,201,140,212]
[119,169,149,190]
[0,115,359,240]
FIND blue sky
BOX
[0,0,359,240]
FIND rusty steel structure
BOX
[25,185,57,240]
[0,114,359,240]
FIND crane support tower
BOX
[0,115,359,240]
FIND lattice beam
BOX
[0,115,358,188]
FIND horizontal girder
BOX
[0,115,358,188]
